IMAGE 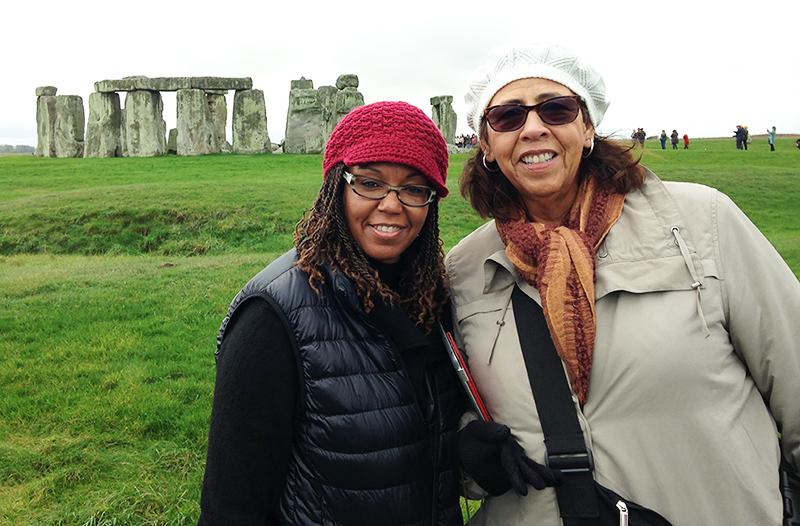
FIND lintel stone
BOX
[94,76,252,92]
[36,86,58,96]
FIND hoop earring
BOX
[482,154,499,172]
[582,138,595,159]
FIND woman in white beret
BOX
[448,43,800,525]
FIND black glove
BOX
[457,419,561,496]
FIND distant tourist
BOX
[198,102,464,525]
[671,129,679,149]
[660,130,668,150]
[683,133,690,149]
[734,125,745,149]
[451,41,800,526]
[767,126,777,151]
[743,126,750,150]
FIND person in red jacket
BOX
[683,134,690,149]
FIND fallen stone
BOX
[123,90,166,156]
[232,89,270,154]
[335,74,359,89]
[84,92,122,158]
[177,89,219,156]
[36,86,57,97]
[53,95,85,158]
[35,95,57,157]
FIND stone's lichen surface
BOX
[430,95,457,145]
[94,76,252,93]
[176,89,219,156]
[232,89,270,154]
[54,95,85,158]
[84,92,122,158]
[290,77,313,90]
[124,90,166,157]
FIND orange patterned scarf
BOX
[496,177,624,405]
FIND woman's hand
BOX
[457,419,561,496]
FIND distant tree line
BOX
[0,144,34,153]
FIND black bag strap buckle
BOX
[545,449,594,474]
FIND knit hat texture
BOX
[323,101,449,197]
[465,43,609,133]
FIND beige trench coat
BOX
[446,171,800,525]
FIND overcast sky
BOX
[2,0,798,146]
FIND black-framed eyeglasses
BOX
[484,95,581,132]
[343,171,436,207]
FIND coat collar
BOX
[479,171,698,300]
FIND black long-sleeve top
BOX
[198,262,444,525]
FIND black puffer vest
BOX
[217,250,464,526]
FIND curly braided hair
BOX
[294,163,448,331]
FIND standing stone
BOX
[120,108,128,157]
[232,89,270,154]
[84,92,122,157]
[206,93,230,153]
[176,88,218,156]
[124,90,166,156]
[35,94,57,157]
[430,95,457,145]
[333,87,364,126]
[317,85,338,141]
[53,95,85,158]
[167,128,178,154]
[284,86,324,154]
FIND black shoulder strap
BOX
[511,285,600,522]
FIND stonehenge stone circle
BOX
[177,89,218,156]
[284,75,364,154]
[232,89,270,154]
[124,90,167,157]
[35,88,57,157]
[53,95,85,158]
[84,92,122,158]
[430,95,457,145]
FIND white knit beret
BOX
[465,43,609,133]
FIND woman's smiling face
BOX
[342,162,430,264]
[483,77,594,223]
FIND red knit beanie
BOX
[322,101,449,197]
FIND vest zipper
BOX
[616,500,629,526]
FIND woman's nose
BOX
[377,189,404,211]
[519,110,549,139]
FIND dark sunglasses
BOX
[484,95,581,132]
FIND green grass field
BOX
[1,138,798,525]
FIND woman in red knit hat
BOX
[198,101,466,526]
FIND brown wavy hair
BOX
[461,102,646,221]
[294,163,448,331]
